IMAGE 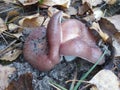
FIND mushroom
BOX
[23,11,104,71]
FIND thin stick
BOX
[49,83,61,90]
[69,69,77,90]
[0,40,17,55]
[0,33,8,45]
[66,80,90,84]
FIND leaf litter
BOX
[0,0,120,90]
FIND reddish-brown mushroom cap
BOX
[60,19,104,64]
[23,11,105,71]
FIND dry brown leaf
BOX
[48,7,70,18]
[104,15,120,32]
[18,0,38,6]
[78,2,92,16]
[99,18,118,37]
[98,16,120,57]
[82,0,103,7]
[90,22,109,41]
[41,0,71,8]
[0,18,7,34]
[0,47,22,61]
[0,65,16,90]
[6,73,33,90]
[0,48,22,61]
[90,69,120,90]
[19,13,44,27]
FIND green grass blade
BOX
[74,49,108,90]
[49,81,68,90]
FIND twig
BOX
[0,33,8,45]
[69,69,77,90]
[49,82,61,90]
[0,40,17,55]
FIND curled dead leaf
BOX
[19,13,44,27]
[0,65,16,90]
[90,69,120,90]
[41,0,71,8]
[0,42,22,61]
[0,48,22,61]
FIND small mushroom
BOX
[23,11,104,71]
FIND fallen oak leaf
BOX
[0,65,16,90]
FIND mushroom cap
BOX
[60,19,105,64]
